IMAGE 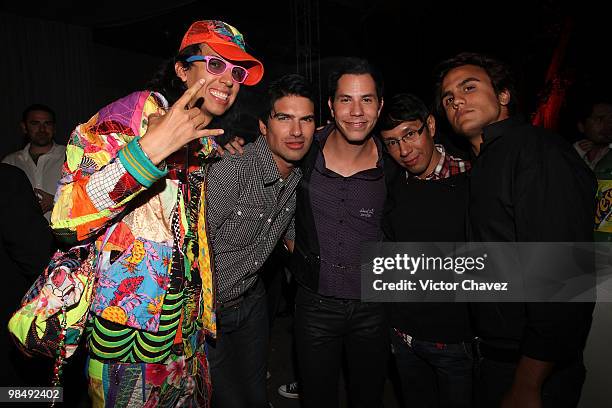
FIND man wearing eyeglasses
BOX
[50,20,263,407]
[380,94,469,181]
[379,93,473,408]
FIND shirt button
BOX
[255,261,258,265]
[259,213,263,217]
[339,220,343,224]
[237,210,242,216]
[285,208,290,212]
[267,218,272,223]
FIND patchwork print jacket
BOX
[50,91,216,363]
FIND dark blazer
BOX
[0,163,54,385]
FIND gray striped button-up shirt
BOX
[206,136,300,303]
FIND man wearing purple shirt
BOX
[289,58,388,408]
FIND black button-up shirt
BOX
[468,116,595,361]
[310,131,386,299]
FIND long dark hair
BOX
[146,44,201,105]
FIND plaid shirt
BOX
[420,144,471,180]
[206,136,300,303]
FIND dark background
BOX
[0,0,608,157]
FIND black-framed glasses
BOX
[185,55,249,84]
[382,122,427,148]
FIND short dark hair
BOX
[433,52,518,117]
[22,103,55,123]
[379,93,430,131]
[258,74,315,124]
[328,57,384,100]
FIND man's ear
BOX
[19,121,27,135]
[426,114,436,138]
[175,62,188,83]
[499,89,511,106]
[377,97,384,117]
[577,122,585,134]
[258,119,268,137]
[328,97,334,118]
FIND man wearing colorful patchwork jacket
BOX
[50,20,263,407]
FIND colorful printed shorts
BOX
[87,352,210,408]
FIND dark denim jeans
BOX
[294,285,389,408]
[391,332,474,408]
[207,279,269,408]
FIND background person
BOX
[2,104,66,220]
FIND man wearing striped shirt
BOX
[205,74,315,408]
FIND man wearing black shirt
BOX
[380,93,473,408]
[290,58,389,408]
[435,52,595,408]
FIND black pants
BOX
[294,285,389,408]
[207,279,269,408]
[475,356,586,408]
[261,244,286,331]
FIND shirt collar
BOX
[21,142,60,156]
[314,123,336,147]
[417,144,447,180]
[313,124,385,179]
[481,116,525,152]
[153,92,170,110]
[252,135,301,185]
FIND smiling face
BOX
[328,74,382,144]
[440,64,510,145]
[259,95,315,174]
[175,44,241,120]
[380,115,439,178]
